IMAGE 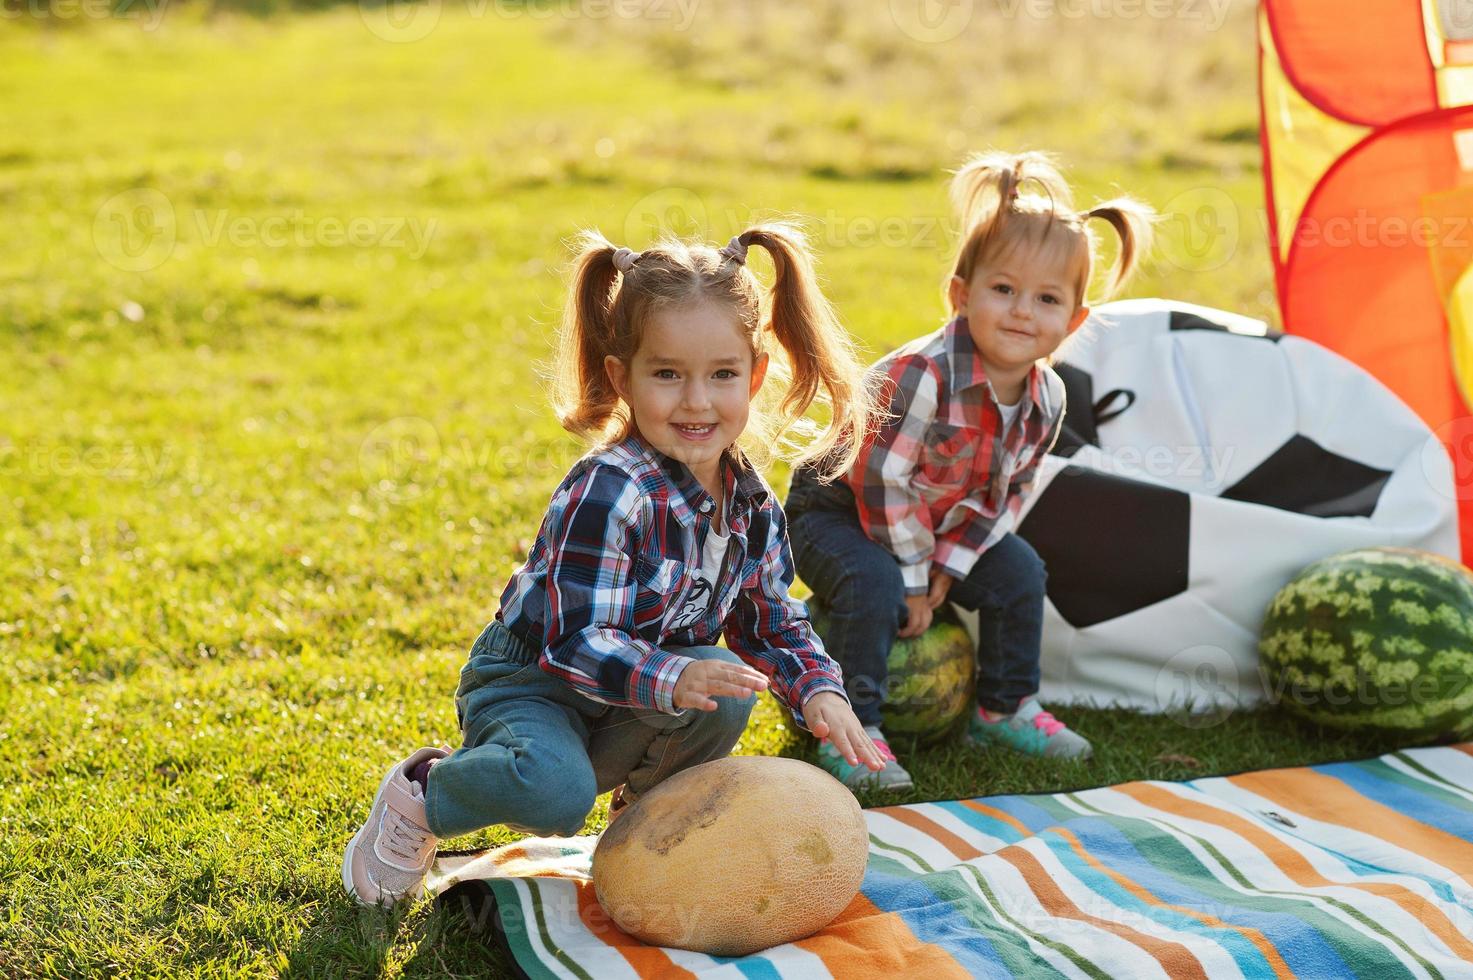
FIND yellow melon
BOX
[591,755,868,956]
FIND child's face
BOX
[949,247,1090,384]
[604,300,768,481]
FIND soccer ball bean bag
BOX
[996,298,1460,713]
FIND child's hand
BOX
[898,594,933,638]
[673,659,768,711]
[927,568,956,610]
[804,692,886,771]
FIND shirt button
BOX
[700,500,713,513]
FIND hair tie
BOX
[612,247,641,274]
[719,235,748,265]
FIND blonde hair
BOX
[552,222,877,481]
[948,150,1156,317]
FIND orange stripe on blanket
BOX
[1052,828,1296,979]
[1231,768,1473,883]
[997,846,1209,979]
[793,891,973,979]
[874,805,984,860]
[959,799,1032,839]
[486,845,590,880]
[575,884,697,978]
[1118,782,1473,961]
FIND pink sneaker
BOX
[341,747,447,906]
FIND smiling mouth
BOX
[673,422,717,437]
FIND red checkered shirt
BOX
[848,316,1066,595]
[496,433,846,725]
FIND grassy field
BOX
[0,3,1419,976]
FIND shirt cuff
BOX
[932,539,982,583]
[900,560,931,596]
[638,650,697,714]
[791,673,849,731]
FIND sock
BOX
[409,757,437,792]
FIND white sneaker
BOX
[341,746,447,906]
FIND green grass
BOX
[0,4,1424,976]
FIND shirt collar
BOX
[943,315,1048,420]
[624,431,769,528]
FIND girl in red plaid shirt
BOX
[345,223,887,907]
[787,152,1157,789]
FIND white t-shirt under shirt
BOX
[996,396,1023,436]
[666,503,730,632]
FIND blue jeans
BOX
[424,620,755,839]
[786,480,1046,724]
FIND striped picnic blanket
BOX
[428,744,1473,978]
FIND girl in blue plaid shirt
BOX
[345,223,885,907]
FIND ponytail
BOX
[1083,199,1157,302]
[949,149,1075,236]
[734,223,878,481]
[553,231,628,441]
[947,149,1156,310]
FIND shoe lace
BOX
[1031,709,1065,737]
[872,738,898,764]
[382,804,432,864]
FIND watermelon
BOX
[1258,547,1473,740]
[809,603,975,746]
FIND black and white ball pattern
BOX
[987,298,1459,712]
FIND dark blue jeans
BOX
[786,484,1046,723]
